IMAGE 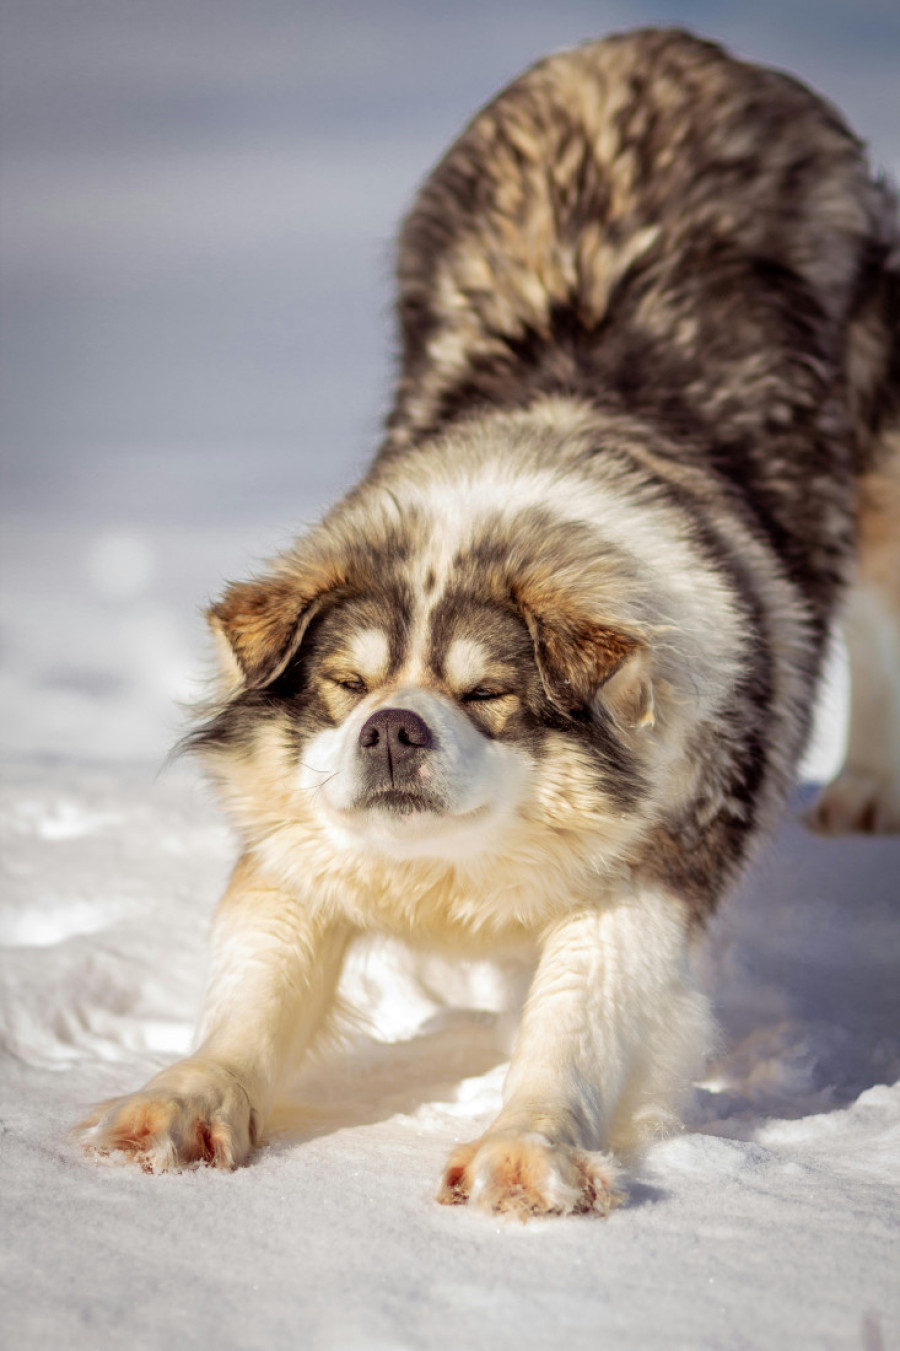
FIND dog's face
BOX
[273,592,544,859]
[195,478,659,872]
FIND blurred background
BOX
[2,0,898,765]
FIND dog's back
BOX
[384,29,899,628]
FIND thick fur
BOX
[77,30,900,1217]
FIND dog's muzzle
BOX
[356,707,442,814]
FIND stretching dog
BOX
[78,29,900,1217]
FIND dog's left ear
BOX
[524,609,655,729]
[207,572,333,691]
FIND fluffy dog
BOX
[78,29,900,1217]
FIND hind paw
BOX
[806,770,900,835]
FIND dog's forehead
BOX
[418,588,534,686]
[315,515,536,688]
[315,594,404,675]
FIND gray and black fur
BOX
[363,27,900,919]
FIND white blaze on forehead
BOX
[347,628,390,682]
[444,636,489,690]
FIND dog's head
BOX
[192,477,660,872]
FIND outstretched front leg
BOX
[77,854,350,1171]
[438,883,711,1218]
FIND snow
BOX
[1,765,898,1348]
[2,2,899,1347]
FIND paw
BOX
[806,770,900,835]
[436,1132,623,1220]
[75,1060,259,1173]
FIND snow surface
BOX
[1,764,898,1349]
[2,2,899,1347]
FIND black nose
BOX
[358,707,434,761]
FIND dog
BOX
[77,29,900,1217]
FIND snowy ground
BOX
[2,2,900,1348]
[1,763,898,1349]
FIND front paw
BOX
[75,1060,259,1173]
[437,1132,623,1220]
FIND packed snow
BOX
[2,2,899,1347]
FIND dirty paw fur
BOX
[437,1134,624,1220]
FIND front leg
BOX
[438,883,711,1218]
[77,854,350,1171]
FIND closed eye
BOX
[329,675,367,694]
[462,687,509,702]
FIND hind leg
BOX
[809,444,900,834]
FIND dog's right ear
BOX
[207,572,333,692]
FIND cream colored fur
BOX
[437,884,712,1217]
[79,847,712,1218]
[76,404,813,1213]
